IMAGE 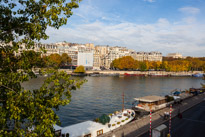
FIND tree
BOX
[0,0,84,136]
[133,60,140,70]
[74,65,86,73]
[118,56,135,70]
[61,53,72,65]
[110,58,120,69]
[110,56,136,70]
[48,53,62,68]
[161,61,169,71]
[139,61,147,71]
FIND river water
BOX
[22,76,203,126]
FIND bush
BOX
[125,118,129,120]
[112,124,116,126]
[74,65,85,73]
[121,120,125,122]
[117,122,121,125]
[98,114,110,125]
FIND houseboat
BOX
[132,95,173,112]
[54,109,135,137]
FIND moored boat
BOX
[132,95,173,112]
[54,109,135,137]
[192,73,204,77]
[89,72,100,77]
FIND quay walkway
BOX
[100,93,205,137]
[60,69,204,77]
[140,100,205,137]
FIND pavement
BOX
[100,93,205,137]
[140,100,205,137]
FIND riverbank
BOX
[59,69,204,77]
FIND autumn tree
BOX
[110,58,120,70]
[48,53,62,68]
[134,60,140,70]
[111,56,205,72]
[161,61,169,71]
[118,56,135,70]
[0,0,84,136]
[61,53,72,65]
[162,57,204,71]
[111,56,137,70]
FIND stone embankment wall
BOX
[60,69,204,76]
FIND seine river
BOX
[22,76,203,126]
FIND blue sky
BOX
[44,0,205,57]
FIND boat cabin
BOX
[133,96,166,111]
[134,96,166,105]
[54,121,106,137]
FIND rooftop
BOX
[134,95,165,103]
[61,121,105,137]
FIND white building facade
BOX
[77,51,94,69]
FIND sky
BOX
[43,0,205,57]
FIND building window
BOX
[84,134,91,137]
[97,129,103,136]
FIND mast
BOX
[122,91,124,112]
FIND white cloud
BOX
[179,7,200,15]
[41,1,205,57]
[44,17,205,57]
[182,17,197,24]
[144,0,155,3]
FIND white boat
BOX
[54,109,135,137]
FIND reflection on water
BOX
[22,76,203,126]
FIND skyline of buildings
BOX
[32,42,182,70]
[37,41,185,56]
[1,41,187,70]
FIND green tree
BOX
[139,61,147,71]
[61,53,72,65]
[0,0,84,136]
[74,65,86,73]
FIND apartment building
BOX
[100,46,131,69]
[93,48,101,70]
[131,51,162,62]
